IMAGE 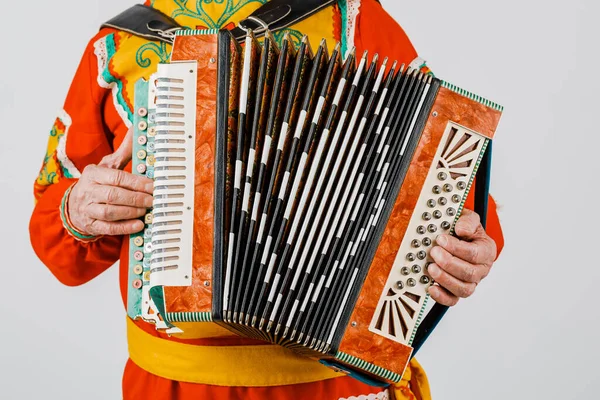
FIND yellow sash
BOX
[127,318,344,387]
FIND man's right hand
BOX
[68,165,153,236]
[67,128,153,236]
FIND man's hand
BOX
[68,128,153,236]
[427,209,497,306]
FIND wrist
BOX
[60,182,100,243]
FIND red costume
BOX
[30,1,504,398]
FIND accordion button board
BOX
[126,28,503,383]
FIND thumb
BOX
[99,127,133,170]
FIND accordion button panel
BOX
[369,122,488,346]
[148,61,198,289]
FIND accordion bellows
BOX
[127,29,502,383]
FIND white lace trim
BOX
[55,109,81,178]
[339,389,390,400]
[93,36,133,128]
[345,0,361,54]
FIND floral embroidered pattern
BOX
[35,110,79,200]
[136,41,171,68]
[272,28,305,48]
[170,0,267,29]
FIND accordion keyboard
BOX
[369,122,488,345]
[149,62,198,289]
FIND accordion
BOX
[127,29,503,384]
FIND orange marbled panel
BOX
[338,86,502,377]
[164,34,219,313]
[434,87,502,139]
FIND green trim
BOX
[60,186,97,241]
[175,28,219,36]
[127,78,149,320]
[335,351,402,383]
[441,81,504,112]
[166,312,213,323]
[149,286,176,328]
[338,0,348,55]
[102,34,134,123]
[408,294,429,346]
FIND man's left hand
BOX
[427,209,497,306]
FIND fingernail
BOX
[144,196,153,208]
[145,182,154,193]
[428,264,440,278]
[436,235,448,247]
[133,220,145,232]
[430,246,442,259]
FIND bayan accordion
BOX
[127,29,503,384]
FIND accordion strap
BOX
[101,1,337,43]
[101,4,181,43]
[230,0,336,39]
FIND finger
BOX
[435,234,496,266]
[86,204,147,222]
[427,263,477,299]
[92,185,153,208]
[99,127,134,170]
[430,245,488,283]
[453,209,483,241]
[88,219,145,236]
[89,166,154,194]
[428,284,459,307]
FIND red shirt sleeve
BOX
[30,31,124,286]
[354,0,504,257]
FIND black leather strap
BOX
[101,1,336,43]
[101,4,181,43]
[230,0,336,40]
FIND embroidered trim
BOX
[408,56,433,76]
[339,0,360,56]
[93,34,134,127]
[60,183,100,243]
[408,56,426,70]
[55,110,81,179]
[339,390,390,400]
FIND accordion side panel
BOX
[163,35,219,315]
[337,86,502,379]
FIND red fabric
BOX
[123,359,387,400]
[354,0,419,68]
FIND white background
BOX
[0,0,598,399]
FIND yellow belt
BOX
[126,318,345,387]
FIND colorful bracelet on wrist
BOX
[60,183,100,243]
